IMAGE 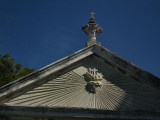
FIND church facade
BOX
[0,13,160,120]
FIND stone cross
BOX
[93,68,98,77]
[89,12,95,18]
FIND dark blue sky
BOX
[0,0,160,77]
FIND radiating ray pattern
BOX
[5,56,160,110]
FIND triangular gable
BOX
[0,44,160,110]
[0,47,160,111]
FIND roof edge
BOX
[92,45,160,89]
[0,105,160,119]
[0,45,94,98]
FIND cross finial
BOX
[93,68,98,77]
[89,12,95,18]
[82,12,103,47]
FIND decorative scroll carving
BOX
[86,68,103,93]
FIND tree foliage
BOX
[0,53,34,87]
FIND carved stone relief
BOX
[86,68,103,93]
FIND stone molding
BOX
[0,105,160,119]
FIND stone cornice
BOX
[0,105,160,119]
[92,45,160,90]
[0,45,94,99]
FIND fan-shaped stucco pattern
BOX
[5,56,160,110]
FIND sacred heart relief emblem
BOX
[86,68,103,93]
